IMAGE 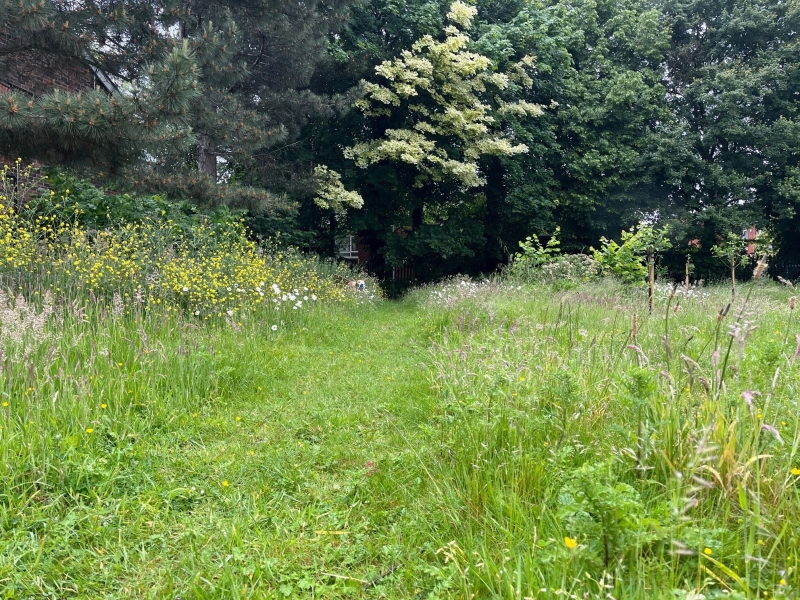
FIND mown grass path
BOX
[118,302,438,597]
[13,283,797,598]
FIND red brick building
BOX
[0,43,115,192]
[0,44,113,96]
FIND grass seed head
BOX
[753,255,768,279]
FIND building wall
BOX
[0,47,101,176]
[0,49,95,96]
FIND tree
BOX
[316,0,800,282]
[338,1,540,278]
[711,230,774,295]
[471,0,670,255]
[299,0,672,276]
[591,224,671,285]
[648,0,800,273]
[0,0,361,217]
[0,1,200,175]
[711,232,751,296]
[345,1,537,187]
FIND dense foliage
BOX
[0,171,373,320]
[1,0,799,280]
[0,0,360,214]
[297,0,800,280]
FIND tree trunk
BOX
[412,206,423,230]
[685,258,690,290]
[329,212,337,256]
[198,134,217,181]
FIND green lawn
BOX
[2,281,800,598]
[1,300,442,598]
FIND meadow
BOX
[0,186,799,597]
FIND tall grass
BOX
[0,190,386,596]
[0,189,798,597]
[411,277,799,598]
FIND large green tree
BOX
[471,0,670,257]
[0,0,360,217]
[649,0,800,272]
[336,1,540,279]
[302,0,800,281]
[303,0,670,277]
[0,1,199,175]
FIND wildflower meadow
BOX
[0,173,799,598]
[3,0,800,595]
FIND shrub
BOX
[0,170,378,319]
[505,228,560,282]
[538,254,601,287]
[591,223,671,284]
[27,169,213,232]
[505,228,600,286]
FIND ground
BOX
[3,281,799,599]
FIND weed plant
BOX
[0,174,374,321]
[0,181,384,596]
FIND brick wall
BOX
[0,45,103,172]
[0,48,95,96]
